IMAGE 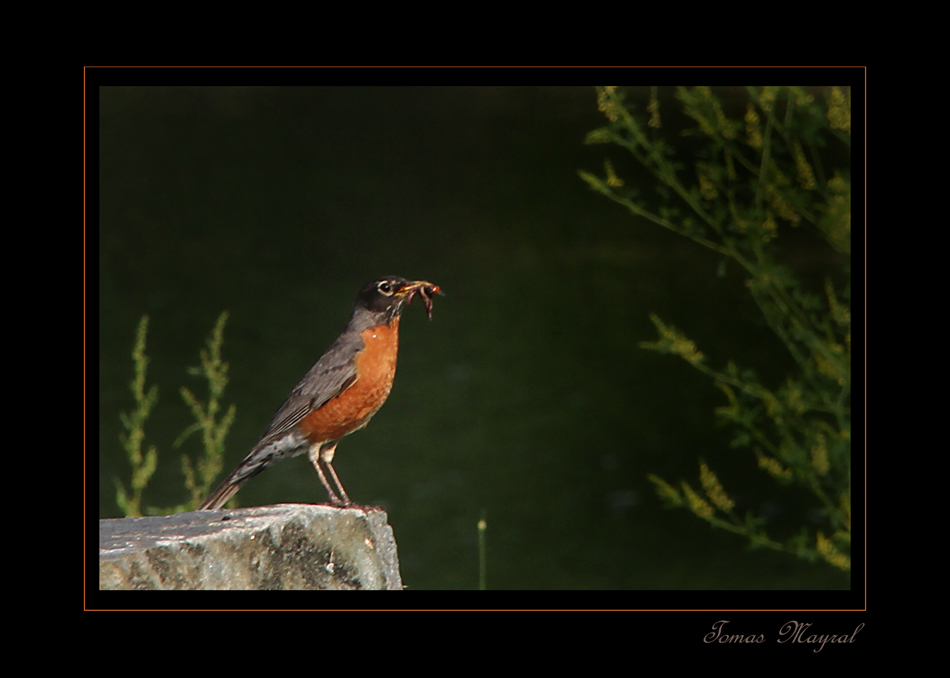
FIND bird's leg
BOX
[308,441,347,506]
[308,441,351,506]
[320,441,352,506]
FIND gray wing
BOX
[258,331,364,442]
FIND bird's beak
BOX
[400,280,440,296]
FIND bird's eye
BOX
[377,281,393,295]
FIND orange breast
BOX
[298,319,401,443]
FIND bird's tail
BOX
[198,478,245,511]
[197,448,275,510]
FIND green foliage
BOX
[583,86,851,572]
[113,312,235,516]
[478,511,488,591]
[174,311,237,512]
[114,316,159,517]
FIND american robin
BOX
[198,276,440,510]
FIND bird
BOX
[198,276,440,511]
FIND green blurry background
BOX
[98,86,849,590]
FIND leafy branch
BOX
[582,86,851,571]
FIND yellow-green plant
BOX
[478,511,488,591]
[174,311,236,512]
[580,86,851,571]
[113,312,235,516]
[114,316,159,517]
